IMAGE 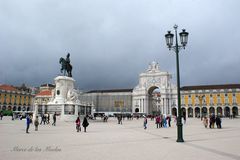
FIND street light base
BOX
[176,122,184,143]
[176,138,184,142]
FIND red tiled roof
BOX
[36,90,52,96]
[0,84,18,91]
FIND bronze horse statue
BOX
[59,53,72,77]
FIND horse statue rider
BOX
[59,53,72,77]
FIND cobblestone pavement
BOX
[0,116,240,160]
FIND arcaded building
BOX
[0,84,34,112]
[80,62,240,117]
[180,84,240,118]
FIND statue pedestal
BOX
[33,75,94,121]
[47,76,79,121]
[51,76,75,104]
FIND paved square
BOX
[0,117,240,160]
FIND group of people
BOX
[26,112,57,134]
[39,113,56,126]
[143,115,173,130]
[155,115,172,128]
[26,113,90,133]
[75,116,89,132]
[203,114,222,129]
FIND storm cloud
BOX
[0,0,240,90]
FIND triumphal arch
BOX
[132,61,177,115]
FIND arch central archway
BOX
[148,86,161,116]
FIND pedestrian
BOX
[118,115,122,124]
[26,115,31,133]
[11,113,14,120]
[34,116,39,131]
[82,116,89,132]
[143,116,147,129]
[52,112,57,126]
[0,111,3,120]
[163,116,167,128]
[155,115,160,128]
[203,116,208,128]
[160,114,163,127]
[47,113,50,124]
[168,116,171,127]
[210,114,215,128]
[215,115,222,129]
[40,114,45,125]
[75,116,81,132]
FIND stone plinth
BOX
[51,76,75,104]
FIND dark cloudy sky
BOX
[0,0,240,90]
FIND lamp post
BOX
[165,24,189,142]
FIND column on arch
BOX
[169,98,172,115]
[167,98,170,114]
[74,105,78,116]
[143,98,145,113]
[139,99,142,113]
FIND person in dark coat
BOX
[40,114,45,125]
[215,115,222,129]
[0,111,3,120]
[168,116,171,127]
[26,115,31,133]
[82,116,89,132]
[52,112,57,126]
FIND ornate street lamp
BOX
[165,25,189,142]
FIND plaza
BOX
[1,117,240,160]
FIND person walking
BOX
[118,115,123,125]
[52,112,57,126]
[143,116,147,129]
[160,114,163,127]
[203,116,208,128]
[163,116,167,128]
[155,115,160,128]
[75,116,81,132]
[215,115,222,129]
[47,113,50,124]
[0,111,3,120]
[210,114,216,128]
[168,116,171,127]
[34,116,39,131]
[82,116,89,132]
[40,114,45,125]
[26,115,31,133]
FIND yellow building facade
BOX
[178,84,240,118]
[0,84,34,112]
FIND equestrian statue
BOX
[59,53,72,77]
